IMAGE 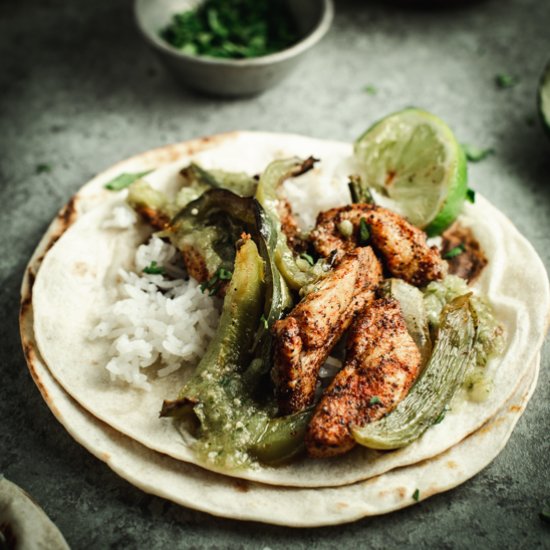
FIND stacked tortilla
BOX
[19,133,549,525]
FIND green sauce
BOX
[423,275,504,368]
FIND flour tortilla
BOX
[28,132,550,488]
[20,279,540,525]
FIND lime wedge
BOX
[539,62,550,138]
[354,109,468,236]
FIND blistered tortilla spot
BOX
[233,479,250,493]
[335,502,349,510]
[101,452,111,462]
[57,195,78,229]
[446,460,459,469]
[509,405,522,413]
[23,342,35,364]
[72,261,90,277]
[477,417,504,436]
[42,195,80,256]
[25,354,62,417]
[397,487,407,499]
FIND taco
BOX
[24,131,549,491]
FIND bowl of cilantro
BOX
[134,0,334,96]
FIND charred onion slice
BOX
[352,294,476,450]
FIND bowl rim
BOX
[134,0,334,67]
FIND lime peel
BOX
[353,108,468,236]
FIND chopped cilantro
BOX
[200,267,232,295]
[462,144,494,163]
[433,409,447,425]
[495,73,519,89]
[260,314,268,329]
[218,267,233,280]
[359,218,371,245]
[363,85,377,95]
[143,261,164,275]
[105,170,152,191]
[369,396,381,405]
[36,163,52,174]
[466,188,476,203]
[443,244,466,259]
[161,0,299,60]
[300,252,315,266]
[412,488,420,501]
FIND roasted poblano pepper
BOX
[255,157,328,290]
[127,163,256,227]
[249,409,312,464]
[352,294,477,450]
[160,238,271,465]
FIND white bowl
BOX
[134,0,334,96]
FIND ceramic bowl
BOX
[134,0,334,96]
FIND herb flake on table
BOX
[161,0,299,59]
[466,188,476,203]
[462,144,494,163]
[363,85,377,96]
[495,73,519,89]
[36,163,52,174]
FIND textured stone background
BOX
[1,0,549,548]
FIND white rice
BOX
[91,236,220,390]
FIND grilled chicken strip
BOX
[306,297,421,458]
[272,246,383,415]
[310,204,447,287]
[276,198,308,253]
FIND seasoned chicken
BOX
[272,246,383,415]
[305,297,421,458]
[276,197,308,253]
[310,204,447,287]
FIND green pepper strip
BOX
[160,238,265,419]
[352,294,477,450]
[348,174,375,205]
[249,409,313,464]
[255,157,321,290]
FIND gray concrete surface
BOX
[1,0,549,548]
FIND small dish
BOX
[134,0,334,97]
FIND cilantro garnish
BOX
[104,170,152,191]
[433,409,447,425]
[200,267,233,295]
[143,261,164,275]
[363,85,377,95]
[36,163,52,174]
[218,267,233,280]
[260,314,269,329]
[161,0,299,60]
[466,188,476,203]
[443,244,466,260]
[495,73,519,89]
[462,144,494,163]
[358,218,371,245]
[369,396,381,405]
[300,252,315,266]
[412,489,420,501]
